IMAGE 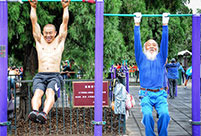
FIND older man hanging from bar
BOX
[28,0,70,124]
[133,12,170,136]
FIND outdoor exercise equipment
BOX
[0,0,200,136]
[104,13,193,17]
[7,0,96,3]
[0,1,8,136]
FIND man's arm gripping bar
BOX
[82,0,95,4]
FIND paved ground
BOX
[13,79,201,136]
[126,83,201,136]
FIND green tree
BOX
[9,1,192,80]
[119,0,192,64]
[7,0,193,118]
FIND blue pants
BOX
[168,78,177,97]
[139,90,170,136]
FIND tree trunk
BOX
[18,45,38,120]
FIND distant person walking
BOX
[178,63,185,84]
[166,58,180,99]
[184,66,192,87]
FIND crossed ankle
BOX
[37,112,48,124]
[41,111,47,115]
[33,110,39,113]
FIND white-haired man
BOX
[134,12,170,136]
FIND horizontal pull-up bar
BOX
[5,0,96,4]
[6,0,85,2]
[104,14,193,17]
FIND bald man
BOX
[28,0,70,124]
[134,12,170,136]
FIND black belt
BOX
[140,87,163,92]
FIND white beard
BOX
[144,50,158,61]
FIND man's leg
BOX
[32,89,44,110]
[136,71,139,82]
[168,79,173,98]
[37,88,55,124]
[172,79,177,98]
[10,78,15,100]
[29,89,44,122]
[43,88,55,114]
[184,76,189,87]
[155,91,170,136]
[182,73,184,84]
[140,96,155,136]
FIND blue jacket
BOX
[163,67,168,87]
[179,65,185,73]
[166,62,180,79]
[186,66,192,76]
[134,26,168,89]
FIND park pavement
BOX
[126,81,201,136]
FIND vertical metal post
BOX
[192,14,201,136]
[126,66,129,92]
[94,0,104,135]
[109,65,113,101]
[110,65,113,79]
[114,67,116,78]
[0,1,8,136]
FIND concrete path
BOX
[126,85,201,136]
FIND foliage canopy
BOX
[8,0,193,79]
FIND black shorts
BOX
[186,75,191,80]
[33,72,63,100]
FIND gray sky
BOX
[185,0,201,13]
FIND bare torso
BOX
[36,36,64,72]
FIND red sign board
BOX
[72,81,109,107]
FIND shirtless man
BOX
[28,0,70,124]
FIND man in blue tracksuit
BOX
[134,12,170,136]
[166,58,180,99]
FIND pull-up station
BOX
[8,0,81,1]
[104,13,193,17]
[0,0,200,136]
[7,0,96,3]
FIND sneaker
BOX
[28,110,39,123]
[168,96,173,99]
[37,112,47,124]
[156,113,159,118]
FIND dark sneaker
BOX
[37,112,47,124]
[28,110,39,123]
[156,113,159,118]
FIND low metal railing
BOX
[7,79,126,135]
